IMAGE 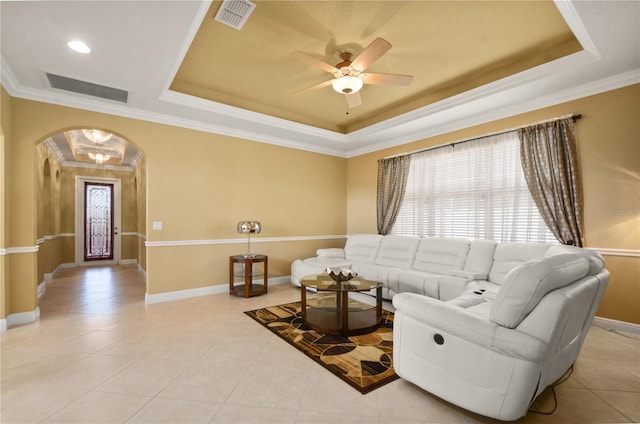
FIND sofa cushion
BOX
[412,237,470,274]
[490,254,590,328]
[344,234,383,262]
[463,239,497,277]
[488,243,552,284]
[390,270,441,298]
[374,235,420,268]
[316,248,346,259]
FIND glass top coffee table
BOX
[300,274,383,336]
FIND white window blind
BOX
[392,131,558,243]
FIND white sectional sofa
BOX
[290,234,609,421]
[291,234,603,302]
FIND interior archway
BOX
[34,128,147,315]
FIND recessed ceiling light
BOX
[67,40,91,54]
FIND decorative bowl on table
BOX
[326,267,357,283]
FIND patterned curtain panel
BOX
[518,117,584,246]
[377,155,411,235]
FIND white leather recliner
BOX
[392,253,609,421]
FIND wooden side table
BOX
[229,254,268,298]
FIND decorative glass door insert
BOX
[84,182,114,261]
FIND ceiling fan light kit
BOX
[332,75,363,94]
[294,37,412,108]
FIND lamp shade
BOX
[237,221,261,234]
[331,76,363,94]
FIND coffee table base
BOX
[304,305,381,336]
[301,285,383,336]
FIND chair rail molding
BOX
[145,234,347,248]
[0,246,39,255]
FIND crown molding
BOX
[159,90,345,143]
[1,64,349,157]
[553,0,600,55]
[345,68,640,158]
[2,0,638,160]
[43,138,137,172]
[4,53,638,160]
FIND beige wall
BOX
[135,158,147,271]
[1,87,39,315]
[1,86,10,320]
[142,123,347,294]
[35,143,62,285]
[347,84,640,324]
[2,96,346,316]
[2,83,637,325]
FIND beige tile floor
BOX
[1,265,639,423]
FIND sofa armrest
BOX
[316,248,346,259]
[438,275,470,301]
[392,293,546,362]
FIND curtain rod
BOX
[383,113,582,160]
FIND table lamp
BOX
[237,220,261,258]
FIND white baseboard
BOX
[593,316,640,336]
[37,281,46,299]
[44,263,72,282]
[145,276,291,304]
[137,263,147,279]
[3,307,40,330]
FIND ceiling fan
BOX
[293,37,413,108]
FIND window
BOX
[392,131,557,243]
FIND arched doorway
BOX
[35,127,146,310]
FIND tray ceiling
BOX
[172,1,580,133]
[1,1,638,158]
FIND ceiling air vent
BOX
[214,0,256,30]
[46,73,129,103]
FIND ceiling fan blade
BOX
[350,37,392,72]
[293,79,334,95]
[361,72,413,86]
[293,51,338,74]
[345,91,361,108]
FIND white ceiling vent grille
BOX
[214,0,256,30]
[46,73,129,103]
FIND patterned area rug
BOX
[244,301,398,394]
